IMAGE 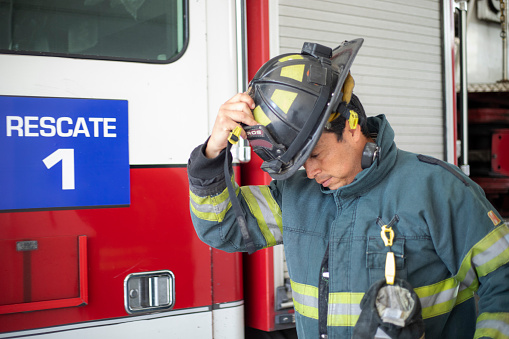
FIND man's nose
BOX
[304,160,319,179]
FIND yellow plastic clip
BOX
[380,225,394,247]
[348,110,358,130]
[385,252,396,285]
[228,126,243,145]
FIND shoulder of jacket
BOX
[416,154,470,187]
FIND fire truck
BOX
[0,1,507,338]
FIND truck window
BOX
[0,0,188,63]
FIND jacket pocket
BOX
[366,236,407,285]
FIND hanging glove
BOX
[352,278,425,339]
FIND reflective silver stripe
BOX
[463,266,477,287]
[375,327,392,339]
[189,196,230,215]
[459,282,469,293]
[473,232,509,267]
[477,319,509,335]
[419,285,458,309]
[463,231,509,287]
[328,303,361,316]
[292,289,319,309]
[248,186,283,243]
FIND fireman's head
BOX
[245,39,364,180]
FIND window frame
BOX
[0,0,189,64]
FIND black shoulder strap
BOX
[417,154,470,186]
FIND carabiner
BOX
[380,225,394,247]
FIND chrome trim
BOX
[0,306,212,338]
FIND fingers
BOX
[205,93,259,159]
[221,93,257,126]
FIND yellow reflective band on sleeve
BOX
[271,89,298,114]
[278,54,304,62]
[240,185,283,247]
[475,312,509,339]
[189,175,238,222]
[253,105,271,126]
[457,223,509,290]
[327,293,363,327]
[415,277,474,319]
[291,280,319,320]
[280,64,305,82]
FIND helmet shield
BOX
[247,38,364,179]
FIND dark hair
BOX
[324,93,370,141]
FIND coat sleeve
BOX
[421,159,509,339]
[187,143,284,253]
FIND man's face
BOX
[303,130,364,190]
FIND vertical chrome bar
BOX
[458,0,470,175]
[443,0,457,164]
[236,0,248,93]
[234,0,251,163]
[503,0,508,81]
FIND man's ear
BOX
[348,124,361,141]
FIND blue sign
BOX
[0,96,129,211]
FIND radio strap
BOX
[225,127,257,255]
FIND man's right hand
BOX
[205,93,258,159]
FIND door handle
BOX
[124,270,175,314]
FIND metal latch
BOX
[124,270,175,314]
[276,278,294,310]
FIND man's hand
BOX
[205,93,258,159]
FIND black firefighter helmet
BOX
[245,39,363,180]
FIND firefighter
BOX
[187,40,509,338]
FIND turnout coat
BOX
[188,115,509,339]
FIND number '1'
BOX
[43,149,75,190]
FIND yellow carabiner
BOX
[380,225,394,247]
[228,125,243,145]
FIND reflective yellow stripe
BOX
[327,313,360,327]
[271,89,298,114]
[291,280,319,319]
[253,105,271,126]
[189,176,238,222]
[291,278,476,327]
[278,54,303,62]
[241,186,282,247]
[259,186,283,235]
[291,282,362,327]
[475,312,509,339]
[280,64,305,83]
[327,293,363,326]
[414,277,474,319]
[457,223,509,290]
[475,225,509,277]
